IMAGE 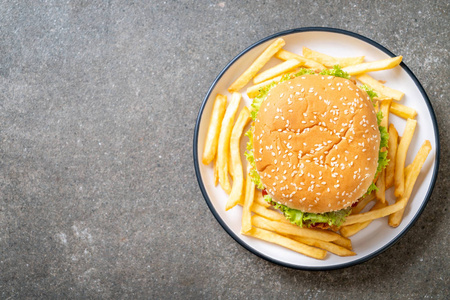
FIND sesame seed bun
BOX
[253,74,380,213]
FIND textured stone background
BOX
[0,1,448,299]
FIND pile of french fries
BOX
[202,37,432,260]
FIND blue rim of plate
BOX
[193,27,440,270]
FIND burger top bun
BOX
[253,74,380,213]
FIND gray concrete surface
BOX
[0,1,448,299]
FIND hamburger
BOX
[245,67,389,230]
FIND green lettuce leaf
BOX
[378,125,390,169]
[265,195,351,228]
[367,125,390,194]
[319,65,350,79]
[244,129,264,190]
[360,84,378,100]
[376,110,384,125]
[366,182,378,195]
[292,68,316,77]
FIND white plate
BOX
[193,28,440,270]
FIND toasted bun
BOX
[253,74,380,213]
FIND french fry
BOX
[228,38,285,92]
[351,192,376,215]
[217,92,241,193]
[373,96,394,102]
[331,235,353,250]
[342,197,408,226]
[355,74,404,101]
[250,203,291,223]
[253,59,301,84]
[254,189,271,208]
[242,227,327,259]
[375,99,391,203]
[389,140,432,227]
[379,100,391,128]
[375,170,387,203]
[247,75,283,98]
[394,118,417,197]
[213,155,219,186]
[241,167,256,232]
[342,56,403,75]
[238,192,272,209]
[226,107,251,210]
[390,102,417,119]
[290,236,356,256]
[302,47,365,68]
[228,150,234,179]
[202,94,227,165]
[275,49,326,70]
[386,124,399,189]
[251,215,345,243]
[229,107,251,176]
[404,162,412,176]
[340,200,388,237]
